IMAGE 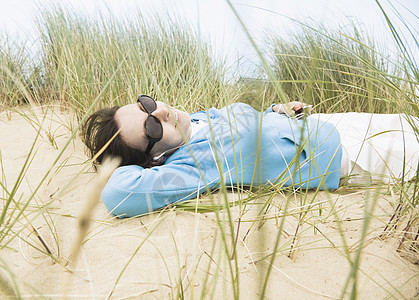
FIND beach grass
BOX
[36,5,231,119]
[0,1,417,298]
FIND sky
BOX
[0,0,418,75]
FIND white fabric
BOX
[312,113,419,184]
[190,119,208,137]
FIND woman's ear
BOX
[150,155,165,166]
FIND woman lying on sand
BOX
[81,95,419,218]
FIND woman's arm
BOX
[271,101,312,117]
[101,163,209,218]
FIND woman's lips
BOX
[174,111,179,127]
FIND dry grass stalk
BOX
[0,269,18,299]
[61,156,121,299]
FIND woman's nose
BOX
[151,105,170,122]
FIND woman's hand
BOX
[272,102,312,117]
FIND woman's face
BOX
[115,101,191,157]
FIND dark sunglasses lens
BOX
[145,116,163,139]
[138,95,157,112]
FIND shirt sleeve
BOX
[101,163,210,218]
[265,104,276,113]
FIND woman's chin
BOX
[180,111,191,131]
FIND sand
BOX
[0,106,418,299]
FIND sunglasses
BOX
[137,95,163,154]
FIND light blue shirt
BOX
[102,103,342,217]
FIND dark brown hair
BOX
[81,106,151,170]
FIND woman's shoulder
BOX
[190,102,255,120]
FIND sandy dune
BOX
[0,106,417,299]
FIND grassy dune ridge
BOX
[0,2,418,299]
